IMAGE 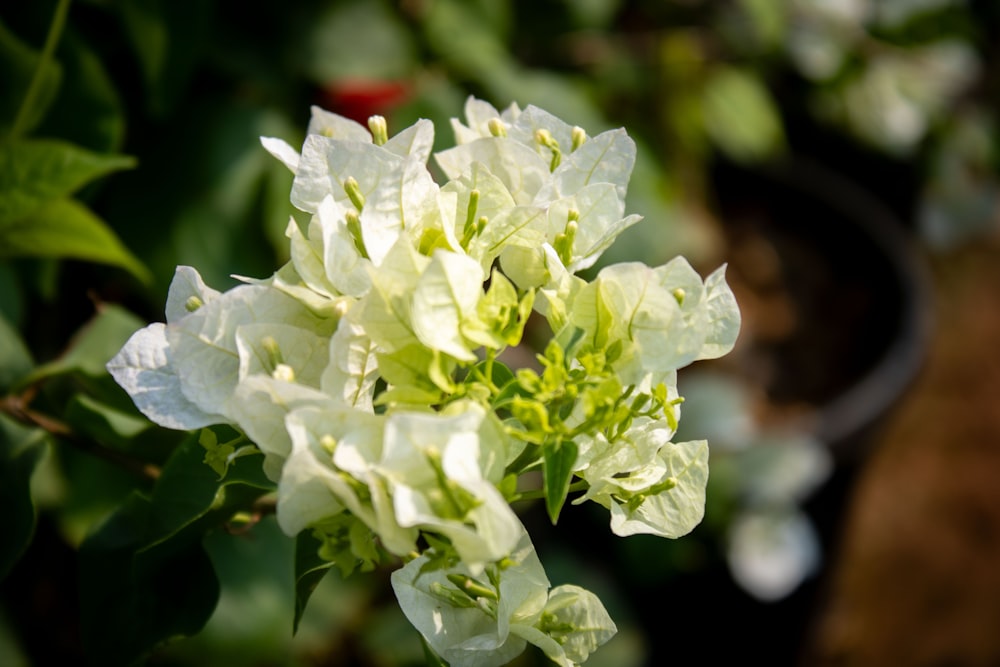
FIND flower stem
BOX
[11,0,73,139]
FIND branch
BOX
[1,392,161,482]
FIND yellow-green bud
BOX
[368,115,388,145]
[571,126,587,151]
[534,128,562,171]
[488,118,507,137]
[184,295,204,312]
[343,176,366,211]
[672,287,686,305]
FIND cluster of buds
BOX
[108,97,740,666]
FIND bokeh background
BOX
[3,0,1000,665]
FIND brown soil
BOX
[805,234,1000,666]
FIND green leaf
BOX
[0,198,150,282]
[0,311,33,392]
[0,19,62,135]
[543,439,578,524]
[0,138,135,223]
[64,393,150,450]
[0,414,48,581]
[79,433,275,664]
[292,530,334,634]
[420,635,451,667]
[22,304,145,385]
[78,491,221,666]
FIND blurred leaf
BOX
[561,0,623,29]
[293,530,335,634]
[543,439,578,524]
[422,0,515,83]
[0,18,62,136]
[0,138,134,223]
[307,1,417,84]
[0,198,151,283]
[38,30,125,152]
[65,393,150,450]
[0,311,33,392]
[113,0,214,116]
[701,66,785,163]
[79,433,274,664]
[0,414,49,581]
[22,303,144,385]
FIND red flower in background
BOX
[319,79,411,124]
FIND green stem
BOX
[11,0,73,139]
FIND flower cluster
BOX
[108,97,740,666]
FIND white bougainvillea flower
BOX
[108,267,332,430]
[228,375,331,481]
[567,258,740,388]
[605,439,710,538]
[320,315,380,412]
[392,529,617,667]
[262,105,434,175]
[290,134,439,265]
[107,98,743,667]
[510,584,617,667]
[380,403,521,571]
[390,529,549,667]
[449,96,522,144]
[278,404,418,555]
[409,249,488,362]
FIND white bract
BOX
[108,97,741,666]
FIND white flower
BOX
[390,530,548,667]
[392,530,616,667]
[379,403,521,571]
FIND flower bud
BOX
[343,176,366,212]
[488,118,507,137]
[368,115,389,145]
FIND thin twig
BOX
[1,393,161,481]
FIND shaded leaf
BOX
[0,414,48,581]
[0,138,135,223]
[0,311,33,392]
[23,304,144,385]
[79,433,275,664]
[293,530,334,634]
[79,491,221,666]
[0,198,150,282]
